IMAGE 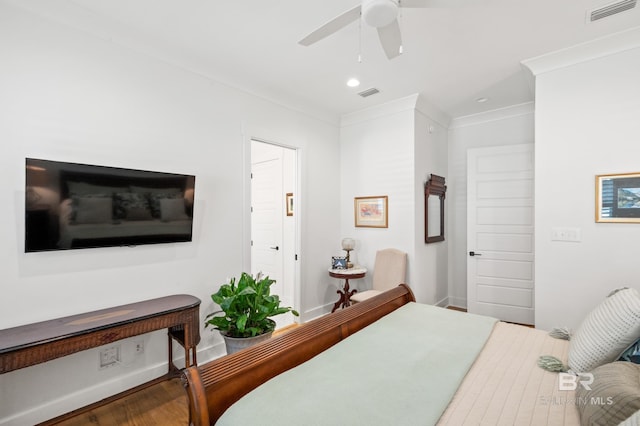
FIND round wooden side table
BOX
[328,267,366,312]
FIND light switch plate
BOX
[551,227,581,242]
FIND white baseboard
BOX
[195,341,226,365]
[300,304,332,323]
[447,296,467,310]
[435,296,449,308]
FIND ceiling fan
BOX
[298,0,434,60]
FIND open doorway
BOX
[250,140,298,328]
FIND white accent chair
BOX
[350,248,407,303]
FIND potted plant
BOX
[205,272,299,354]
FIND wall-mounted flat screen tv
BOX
[25,158,195,252]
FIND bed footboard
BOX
[181,284,415,426]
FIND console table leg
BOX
[168,332,177,375]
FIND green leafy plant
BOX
[205,272,299,338]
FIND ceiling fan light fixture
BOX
[347,78,361,87]
[363,0,399,28]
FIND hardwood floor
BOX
[446,305,534,328]
[53,378,188,426]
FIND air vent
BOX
[358,87,380,98]
[589,0,636,22]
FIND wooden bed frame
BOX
[181,284,415,426]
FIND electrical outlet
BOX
[134,340,144,355]
[99,345,121,369]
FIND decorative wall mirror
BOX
[424,174,446,243]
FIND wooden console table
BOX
[0,294,201,375]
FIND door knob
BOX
[270,246,279,251]
[469,251,482,256]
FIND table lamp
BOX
[341,238,355,269]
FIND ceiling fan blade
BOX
[298,5,361,46]
[377,19,402,59]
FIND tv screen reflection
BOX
[25,158,195,252]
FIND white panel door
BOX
[251,141,296,329]
[251,145,284,302]
[467,144,534,325]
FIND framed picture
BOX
[596,172,640,223]
[286,193,293,216]
[331,256,347,270]
[354,195,388,228]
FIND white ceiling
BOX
[11,0,640,121]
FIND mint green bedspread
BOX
[217,302,497,426]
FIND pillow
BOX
[576,361,640,426]
[70,193,111,223]
[113,192,150,219]
[148,192,183,218]
[160,198,188,221]
[568,288,640,373]
[74,197,112,224]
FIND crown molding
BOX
[522,25,640,76]
[449,102,534,129]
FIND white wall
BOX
[526,33,640,331]
[414,98,449,306]
[339,95,449,305]
[447,104,534,307]
[0,4,340,424]
[339,96,416,297]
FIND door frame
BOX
[242,136,301,322]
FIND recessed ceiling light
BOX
[347,78,360,88]
[475,97,489,103]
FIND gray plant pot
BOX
[223,331,273,355]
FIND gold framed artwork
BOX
[286,193,293,216]
[596,172,640,223]
[354,196,388,228]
